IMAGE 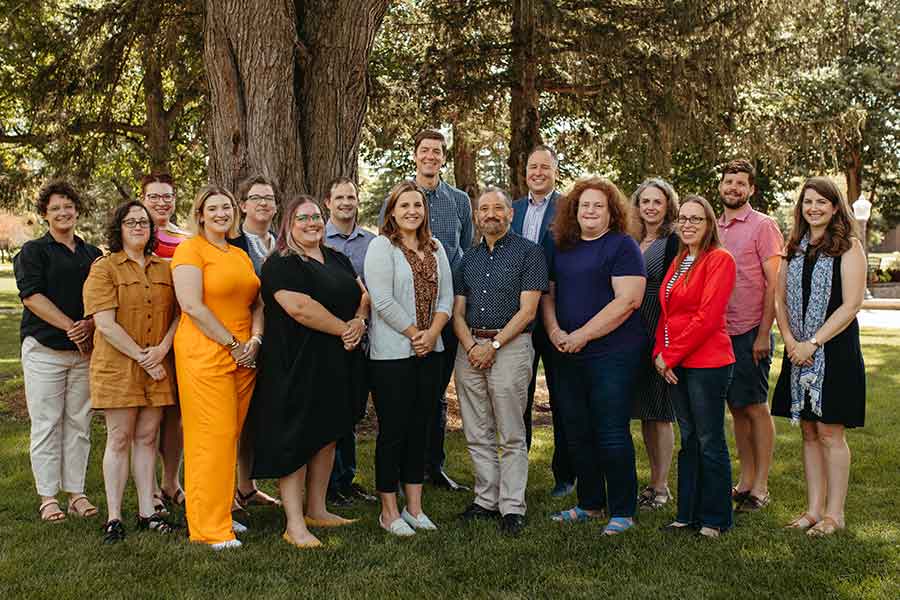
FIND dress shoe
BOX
[341,482,377,504]
[550,481,575,498]
[428,469,470,492]
[326,488,353,507]
[459,502,501,522]
[500,513,526,536]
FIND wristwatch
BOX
[809,337,820,348]
[491,339,502,350]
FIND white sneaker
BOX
[401,507,437,530]
[210,539,242,551]
[232,519,248,534]
[379,514,415,537]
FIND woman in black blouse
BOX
[14,180,102,522]
[251,195,370,549]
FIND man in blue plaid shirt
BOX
[379,129,474,490]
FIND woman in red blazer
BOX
[653,195,736,538]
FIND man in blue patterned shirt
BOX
[453,187,548,535]
[379,129,474,491]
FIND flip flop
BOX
[67,495,98,518]
[39,499,66,523]
[785,513,818,531]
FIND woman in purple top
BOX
[541,176,647,535]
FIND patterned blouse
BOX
[399,244,438,330]
[663,254,695,347]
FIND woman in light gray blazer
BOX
[364,180,453,537]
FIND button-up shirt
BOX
[380,179,474,270]
[716,203,784,336]
[522,192,552,243]
[14,232,102,350]
[453,230,548,330]
[324,221,376,281]
[82,251,177,406]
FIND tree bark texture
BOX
[844,147,862,209]
[507,0,541,200]
[204,0,388,199]
[452,121,478,197]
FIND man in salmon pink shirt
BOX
[716,159,783,513]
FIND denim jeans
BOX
[555,346,641,517]
[329,432,357,491]
[671,364,735,531]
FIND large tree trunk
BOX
[141,39,170,173]
[204,0,388,199]
[452,121,478,197]
[844,147,863,208]
[507,0,541,200]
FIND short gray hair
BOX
[477,186,512,208]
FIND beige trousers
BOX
[455,333,533,515]
[21,336,92,497]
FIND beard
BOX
[479,219,507,236]
[721,194,749,210]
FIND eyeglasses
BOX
[145,193,175,203]
[294,213,323,223]
[677,216,706,225]
[247,195,276,204]
[122,218,151,229]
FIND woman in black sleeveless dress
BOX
[772,177,866,537]
[628,178,680,510]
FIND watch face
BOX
[491,340,500,350]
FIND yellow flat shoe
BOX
[282,531,321,548]
[304,516,358,528]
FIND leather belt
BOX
[471,328,501,339]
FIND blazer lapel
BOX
[537,190,558,245]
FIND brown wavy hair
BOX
[673,195,723,284]
[106,201,157,255]
[380,180,436,251]
[275,195,326,258]
[785,177,857,258]
[628,177,680,242]
[551,176,628,251]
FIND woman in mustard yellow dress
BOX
[171,185,263,550]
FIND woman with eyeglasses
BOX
[140,172,190,514]
[250,195,369,549]
[83,201,179,543]
[171,185,263,550]
[654,195,736,538]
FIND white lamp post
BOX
[853,193,872,299]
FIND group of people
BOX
[14,128,866,550]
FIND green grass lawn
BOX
[0,290,898,598]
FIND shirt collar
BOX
[527,190,556,206]
[325,220,363,240]
[112,250,159,265]
[481,229,512,251]
[718,202,753,225]
[40,231,85,247]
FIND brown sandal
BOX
[39,500,66,523]
[67,495,98,518]
[785,513,818,530]
[807,516,842,537]
[236,488,281,508]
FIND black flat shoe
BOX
[103,519,126,544]
[500,513,526,536]
[429,469,470,492]
[459,502,501,522]
[659,521,695,533]
[326,488,353,507]
[341,482,377,504]
[136,512,175,534]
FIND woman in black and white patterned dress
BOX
[628,178,680,510]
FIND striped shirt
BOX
[664,255,695,347]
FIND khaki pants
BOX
[455,333,533,515]
[21,336,92,497]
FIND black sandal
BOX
[136,512,175,534]
[103,519,126,544]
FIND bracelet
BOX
[225,336,240,351]
[466,341,477,353]
[353,315,368,327]
[249,334,263,346]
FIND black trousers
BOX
[424,323,457,472]
[373,353,442,493]
[525,322,576,486]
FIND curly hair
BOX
[36,180,83,217]
[380,180,437,251]
[106,201,157,255]
[550,176,628,251]
[628,178,680,242]
[785,177,857,258]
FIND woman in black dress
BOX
[772,177,866,537]
[251,195,370,549]
[628,178,680,510]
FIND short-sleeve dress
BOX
[83,252,177,408]
[772,252,866,427]
[632,234,678,421]
[251,248,368,479]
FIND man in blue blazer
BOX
[511,145,576,497]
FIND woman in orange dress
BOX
[171,185,263,550]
